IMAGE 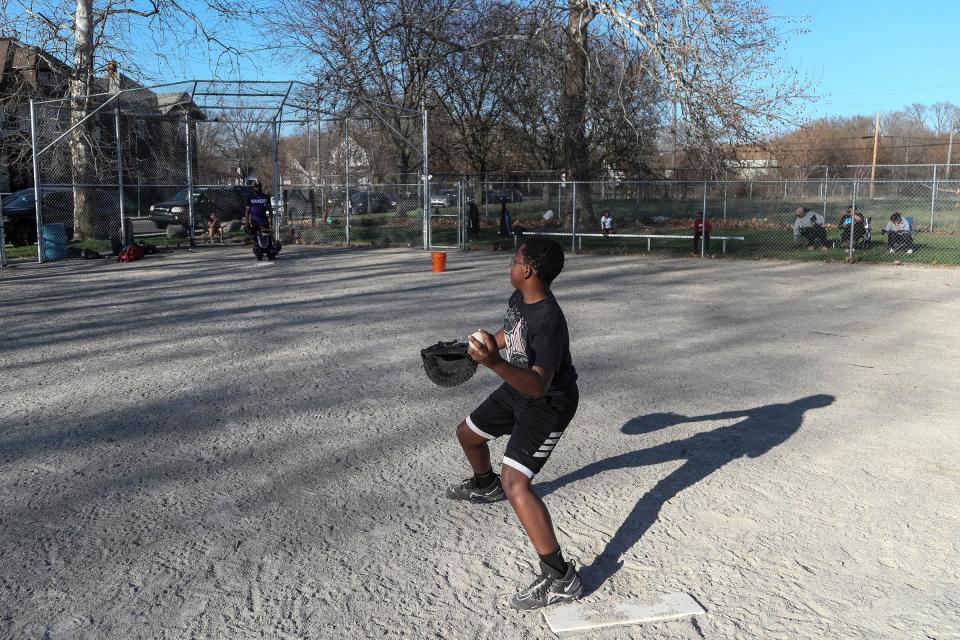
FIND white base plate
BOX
[543,592,705,633]
[255,261,276,266]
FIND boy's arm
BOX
[468,332,553,398]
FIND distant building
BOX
[0,39,204,194]
[724,145,777,179]
[0,38,71,191]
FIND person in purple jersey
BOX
[245,182,279,261]
[245,181,273,230]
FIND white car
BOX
[430,190,458,207]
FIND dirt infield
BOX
[2,247,958,639]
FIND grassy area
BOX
[484,196,960,234]
[444,225,960,265]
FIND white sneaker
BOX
[907,249,914,254]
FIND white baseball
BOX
[470,331,487,344]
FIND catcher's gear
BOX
[420,340,478,387]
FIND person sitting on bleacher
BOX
[882,212,914,254]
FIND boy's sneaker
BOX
[445,474,505,502]
[509,560,583,610]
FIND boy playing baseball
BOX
[447,236,582,610]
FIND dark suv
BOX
[2,187,135,246]
[148,186,257,228]
[483,187,524,204]
[324,189,397,214]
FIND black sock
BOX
[474,470,496,488]
[539,548,567,575]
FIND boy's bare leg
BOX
[501,466,559,554]
[455,420,491,473]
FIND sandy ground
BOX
[1,246,959,640]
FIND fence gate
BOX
[426,180,464,250]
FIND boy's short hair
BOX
[520,236,564,286]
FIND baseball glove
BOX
[420,340,478,387]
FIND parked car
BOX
[148,185,257,228]
[324,189,352,210]
[2,187,135,246]
[483,187,524,204]
[430,189,458,207]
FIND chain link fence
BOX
[13,90,960,268]
[277,111,426,249]
[469,178,960,265]
[21,80,428,262]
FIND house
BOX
[0,38,71,191]
[0,40,204,196]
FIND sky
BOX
[769,0,960,120]
[147,0,960,124]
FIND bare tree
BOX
[929,102,958,136]
[429,2,528,197]
[269,0,456,182]
[555,0,808,209]
[11,0,251,238]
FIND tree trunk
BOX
[71,0,95,240]
[562,0,595,224]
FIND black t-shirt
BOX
[503,290,577,392]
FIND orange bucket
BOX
[431,251,447,272]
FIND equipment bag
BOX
[117,243,145,262]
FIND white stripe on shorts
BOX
[465,415,495,441]
[543,438,559,445]
[532,451,550,458]
[502,456,535,478]
[549,432,562,438]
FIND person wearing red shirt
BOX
[693,212,712,253]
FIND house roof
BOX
[156,92,205,120]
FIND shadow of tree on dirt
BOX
[537,394,835,593]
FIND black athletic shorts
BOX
[466,383,579,478]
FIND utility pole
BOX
[869,111,880,199]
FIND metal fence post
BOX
[421,107,429,249]
[849,181,858,261]
[0,196,6,268]
[115,100,126,245]
[272,120,281,242]
[345,117,351,245]
[822,166,829,219]
[571,182,577,254]
[723,183,727,222]
[701,181,707,258]
[184,113,195,247]
[30,99,43,263]
[457,179,463,249]
[930,164,937,231]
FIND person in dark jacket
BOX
[468,200,481,240]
